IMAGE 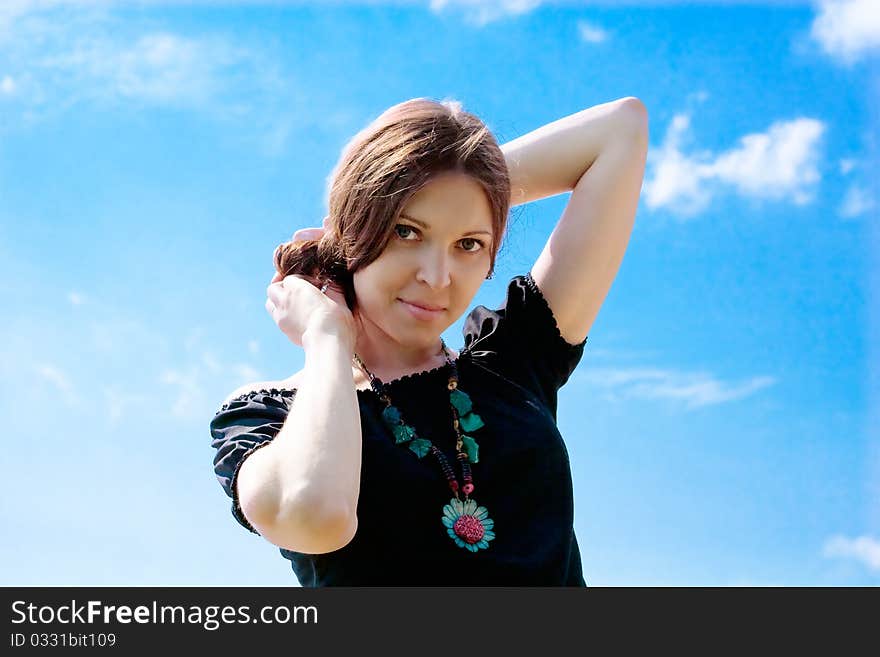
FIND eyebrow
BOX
[400,213,493,237]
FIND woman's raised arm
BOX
[500,97,649,345]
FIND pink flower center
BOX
[453,514,485,544]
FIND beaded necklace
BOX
[352,338,496,552]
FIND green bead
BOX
[392,423,415,444]
[382,406,401,425]
[450,388,473,416]
[461,435,480,463]
[408,438,431,459]
[459,411,485,433]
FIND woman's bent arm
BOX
[236,324,362,553]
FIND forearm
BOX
[500,96,647,206]
[243,329,362,531]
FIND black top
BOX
[210,272,588,586]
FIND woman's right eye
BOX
[394,224,418,240]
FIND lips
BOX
[398,299,447,322]
[400,299,446,311]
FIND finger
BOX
[321,282,348,306]
[292,228,324,242]
[267,276,293,301]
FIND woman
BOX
[210,96,649,586]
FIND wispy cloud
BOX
[35,363,81,407]
[577,19,610,44]
[575,365,777,410]
[822,534,880,573]
[160,358,264,419]
[160,326,266,418]
[0,2,317,157]
[3,277,267,424]
[102,384,151,428]
[810,0,880,66]
[429,0,543,27]
[838,183,876,220]
[643,108,826,218]
[1,1,288,135]
[838,158,856,175]
[834,154,876,220]
[41,32,247,107]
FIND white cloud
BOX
[160,366,204,419]
[822,534,880,573]
[838,183,876,219]
[1,2,287,130]
[38,31,252,109]
[163,329,265,418]
[201,351,223,374]
[247,339,260,354]
[35,363,81,407]
[184,327,207,355]
[577,20,610,44]
[643,111,826,217]
[838,158,856,175]
[810,0,880,65]
[67,291,85,305]
[575,365,777,410]
[102,384,150,428]
[1,75,15,94]
[710,119,825,203]
[161,351,265,418]
[234,363,262,382]
[429,0,543,27]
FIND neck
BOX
[352,322,449,381]
[355,334,445,372]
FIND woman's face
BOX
[352,171,495,350]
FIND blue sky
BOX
[1,0,876,586]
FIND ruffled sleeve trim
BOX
[229,440,275,535]
[215,387,297,416]
[461,272,588,413]
[210,387,297,536]
[523,271,589,350]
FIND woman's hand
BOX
[270,215,331,285]
[266,217,356,350]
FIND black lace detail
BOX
[215,351,474,409]
[216,387,297,415]
[229,440,275,535]
[523,271,588,349]
[354,348,472,394]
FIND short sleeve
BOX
[462,272,587,416]
[209,388,296,535]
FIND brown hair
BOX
[273,96,511,317]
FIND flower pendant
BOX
[441,497,495,552]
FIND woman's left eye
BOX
[459,238,483,252]
[394,224,417,239]
[394,225,485,252]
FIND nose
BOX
[415,248,452,289]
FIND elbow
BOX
[260,495,358,554]
[619,96,647,116]
[618,97,649,136]
[235,448,359,553]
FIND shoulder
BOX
[221,371,303,407]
